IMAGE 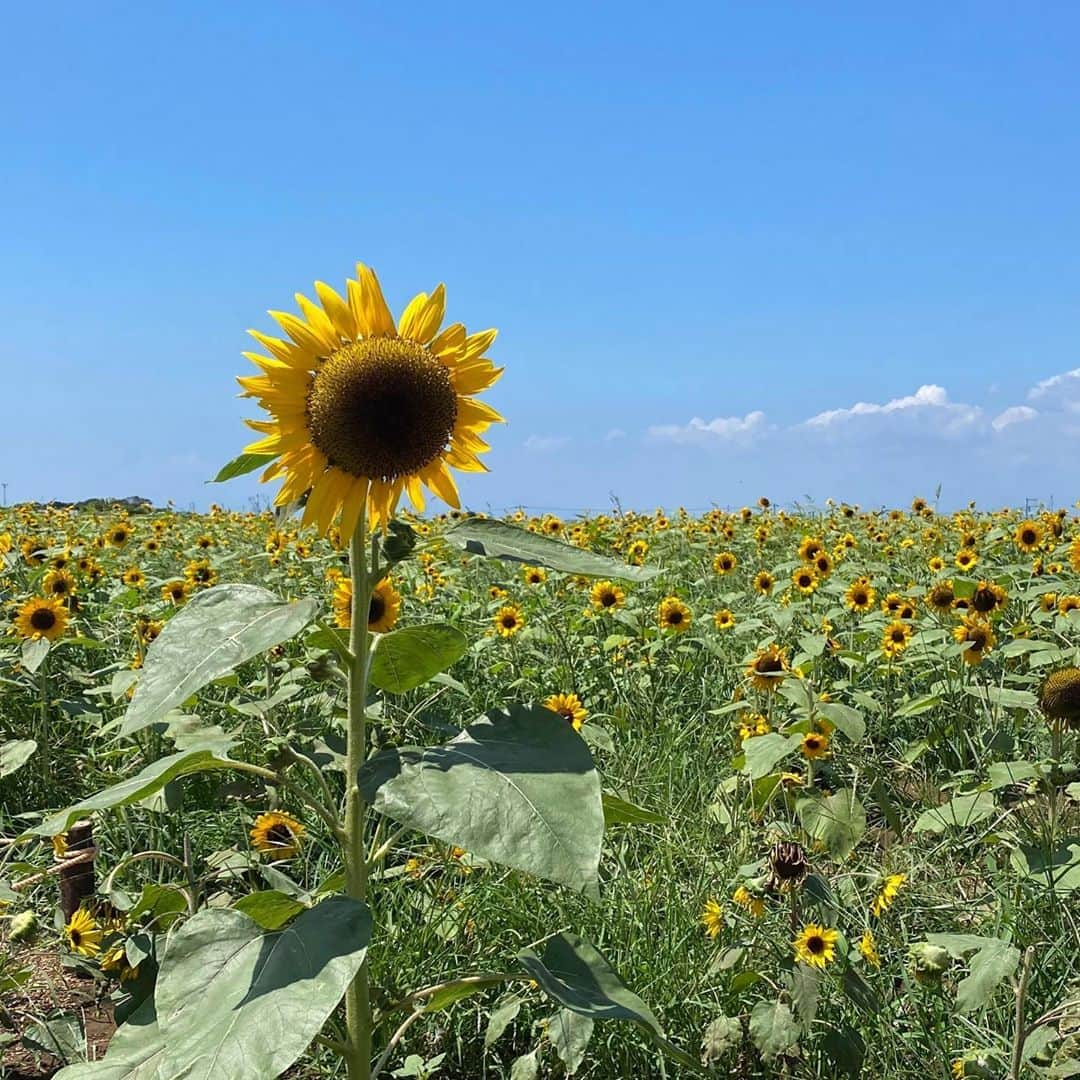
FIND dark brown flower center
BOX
[265,823,295,847]
[807,935,825,954]
[307,338,458,481]
[368,594,386,625]
[30,608,56,631]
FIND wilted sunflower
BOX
[1039,667,1080,730]
[793,923,838,969]
[589,580,625,611]
[712,552,737,575]
[746,644,789,692]
[65,908,102,957]
[332,577,401,632]
[238,263,503,537]
[1014,520,1043,553]
[792,567,819,595]
[713,608,736,631]
[845,579,876,613]
[544,692,587,731]
[953,616,995,665]
[14,597,69,642]
[658,596,692,632]
[753,570,775,596]
[250,811,306,859]
[493,605,524,638]
[881,620,913,659]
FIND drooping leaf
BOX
[485,993,524,1048]
[926,934,1020,1013]
[817,703,866,743]
[748,1000,800,1060]
[548,1008,595,1075]
[208,452,278,484]
[150,898,370,1079]
[368,624,468,693]
[26,743,235,837]
[701,1015,742,1064]
[0,738,37,778]
[741,732,803,780]
[796,790,866,860]
[359,704,603,895]
[120,585,319,737]
[445,518,659,582]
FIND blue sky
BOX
[3,2,1078,514]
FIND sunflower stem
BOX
[343,497,373,1080]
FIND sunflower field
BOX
[1,268,1079,1080]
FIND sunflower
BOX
[161,579,191,606]
[332,577,401,632]
[626,539,649,565]
[793,923,838,969]
[797,536,824,562]
[928,555,945,573]
[844,579,876,613]
[753,570,775,596]
[494,605,524,637]
[1014,520,1043,553]
[859,929,881,968]
[969,580,1006,615]
[712,552,737,575]
[713,608,736,631]
[800,731,830,759]
[522,565,547,586]
[250,811,306,859]
[106,523,133,548]
[701,898,724,939]
[953,616,995,665]
[746,644,789,692]
[195,534,215,550]
[42,569,76,600]
[237,264,503,538]
[658,596,692,632]
[955,548,978,571]
[1070,536,1080,573]
[881,620,913,659]
[544,692,587,731]
[1039,667,1080,729]
[1059,594,1080,617]
[65,908,102,957]
[14,597,69,642]
[1040,592,1058,613]
[184,560,217,589]
[926,580,956,614]
[792,567,818,595]
[589,580,625,611]
[732,885,765,918]
[871,872,906,917]
[121,567,145,589]
[813,552,833,577]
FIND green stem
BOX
[343,496,373,1080]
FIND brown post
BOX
[58,818,96,920]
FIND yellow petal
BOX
[430,322,466,359]
[355,264,397,337]
[295,294,340,351]
[339,478,370,541]
[397,291,429,341]
[315,281,357,340]
[400,284,445,345]
[451,362,504,395]
[405,475,426,513]
[247,330,309,368]
[456,397,505,427]
[461,328,498,363]
[423,461,461,508]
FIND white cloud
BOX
[523,434,571,452]
[992,405,1038,432]
[647,410,766,444]
[1029,368,1080,400]
[604,428,626,441]
[801,384,981,436]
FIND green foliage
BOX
[368,624,468,693]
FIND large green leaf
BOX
[741,732,803,779]
[368,624,468,693]
[926,934,1020,1013]
[150,898,370,1079]
[748,1000,800,1060]
[359,704,603,895]
[817,703,866,743]
[445,518,659,582]
[26,743,235,837]
[518,932,700,1072]
[914,791,997,833]
[0,738,37,778]
[120,585,318,737]
[208,452,278,484]
[53,999,163,1079]
[796,790,866,860]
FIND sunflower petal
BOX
[315,281,358,340]
[269,311,330,358]
[247,331,309,368]
[423,461,461,508]
[451,361,504,394]
[461,328,498,363]
[397,291,429,341]
[355,264,397,337]
[400,283,445,345]
[430,321,466,359]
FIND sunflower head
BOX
[971,580,1007,615]
[544,692,587,731]
[926,580,956,612]
[1039,667,1080,729]
[589,580,625,611]
[713,608,736,631]
[65,907,103,957]
[747,644,789,692]
[239,264,504,538]
[753,570,775,595]
[800,731,829,759]
[250,811,305,859]
[14,596,69,642]
[793,923,838,968]
[658,596,692,632]
[494,605,524,638]
[713,552,737,575]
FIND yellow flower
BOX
[42,569,76,600]
[881,619,913,659]
[871,873,906,917]
[522,565,547,586]
[184,559,217,589]
[493,605,524,638]
[752,570,775,596]
[955,548,978,571]
[161,580,191,606]
[712,551,737,575]
[858,929,881,968]
[701,898,724,939]
[800,731,829,759]
[544,692,588,731]
[713,608,736,631]
[121,567,146,589]
[105,522,133,548]
[953,616,996,665]
[238,264,504,538]
[250,811,306,859]
[589,580,625,611]
[1014,520,1043,553]
[658,596,692,632]
[746,644,789,692]
[792,567,819,595]
[14,597,69,642]
[844,579,876,613]
[732,885,765,918]
[793,923,838,968]
[332,577,401,632]
[65,908,103,957]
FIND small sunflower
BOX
[42,569,76,600]
[161,579,191,606]
[732,885,765,918]
[1070,536,1080,573]
[238,263,504,538]
[1059,594,1080,617]
[970,580,1006,615]
[871,872,906,917]
[712,551,737,575]
[858,929,881,968]
[955,548,978,571]
[544,692,587,731]
[800,731,829,759]
[813,551,833,577]
[494,605,524,638]
[713,608,736,631]
[746,644,789,692]
[844,579,876,613]
[522,565,547,586]
[332,577,402,632]
[658,596,692,632]
[881,619,913,659]
[106,523,133,548]
[792,567,818,595]
[65,908,103,957]
[752,570,775,595]
[626,539,649,565]
[797,536,824,562]
[250,811,306,859]
[701,898,724,939]
[14,597,69,642]
[928,555,945,573]
[121,567,146,589]
[926,580,956,613]
[793,923,838,969]
[953,616,995,665]
[1014,520,1043,553]
[184,560,217,589]
[1039,667,1080,729]
[589,580,625,611]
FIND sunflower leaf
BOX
[359,704,603,895]
[796,790,866,860]
[118,585,319,737]
[0,738,37,778]
[445,519,659,582]
[368,624,468,693]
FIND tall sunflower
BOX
[14,597,69,642]
[238,264,504,537]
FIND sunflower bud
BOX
[908,942,951,985]
[9,910,39,943]
[1039,667,1080,731]
[381,520,418,565]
